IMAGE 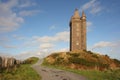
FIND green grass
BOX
[0,57,41,80]
[0,64,41,80]
[42,62,120,80]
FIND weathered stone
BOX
[70,9,86,51]
[0,56,22,72]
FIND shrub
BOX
[105,54,109,58]
[25,57,39,64]
[92,54,98,58]
[51,53,59,58]
[69,57,93,67]
[69,57,82,64]
[54,57,64,64]
[69,53,80,57]
[87,51,93,54]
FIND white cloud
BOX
[80,0,102,14]
[56,31,69,42]
[14,47,69,60]
[13,31,70,59]
[90,5,102,14]
[21,31,69,49]
[81,0,96,10]
[34,36,56,43]
[21,31,69,50]
[92,41,115,49]
[57,48,69,52]
[15,51,41,60]
[19,10,40,16]
[0,0,39,33]
[14,48,55,60]
[91,41,120,60]
[0,31,69,59]
[34,31,69,43]
[0,0,24,33]
[40,43,55,49]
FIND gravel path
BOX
[32,59,87,80]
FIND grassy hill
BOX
[42,51,120,80]
[43,50,120,71]
[0,57,41,80]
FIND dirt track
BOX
[32,60,87,80]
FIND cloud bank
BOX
[0,0,40,33]
[13,31,69,60]
[92,41,120,60]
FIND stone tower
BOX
[69,9,86,51]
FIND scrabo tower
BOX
[70,9,86,51]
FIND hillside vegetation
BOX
[43,50,120,71]
[42,51,120,80]
[24,57,39,64]
[42,64,120,80]
[0,57,41,80]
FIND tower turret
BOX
[81,11,86,20]
[81,11,86,50]
[73,9,80,19]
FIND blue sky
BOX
[0,0,120,60]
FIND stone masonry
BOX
[69,9,86,51]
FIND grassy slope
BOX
[42,51,120,80]
[42,62,120,80]
[44,51,120,70]
[0,57,41,80]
